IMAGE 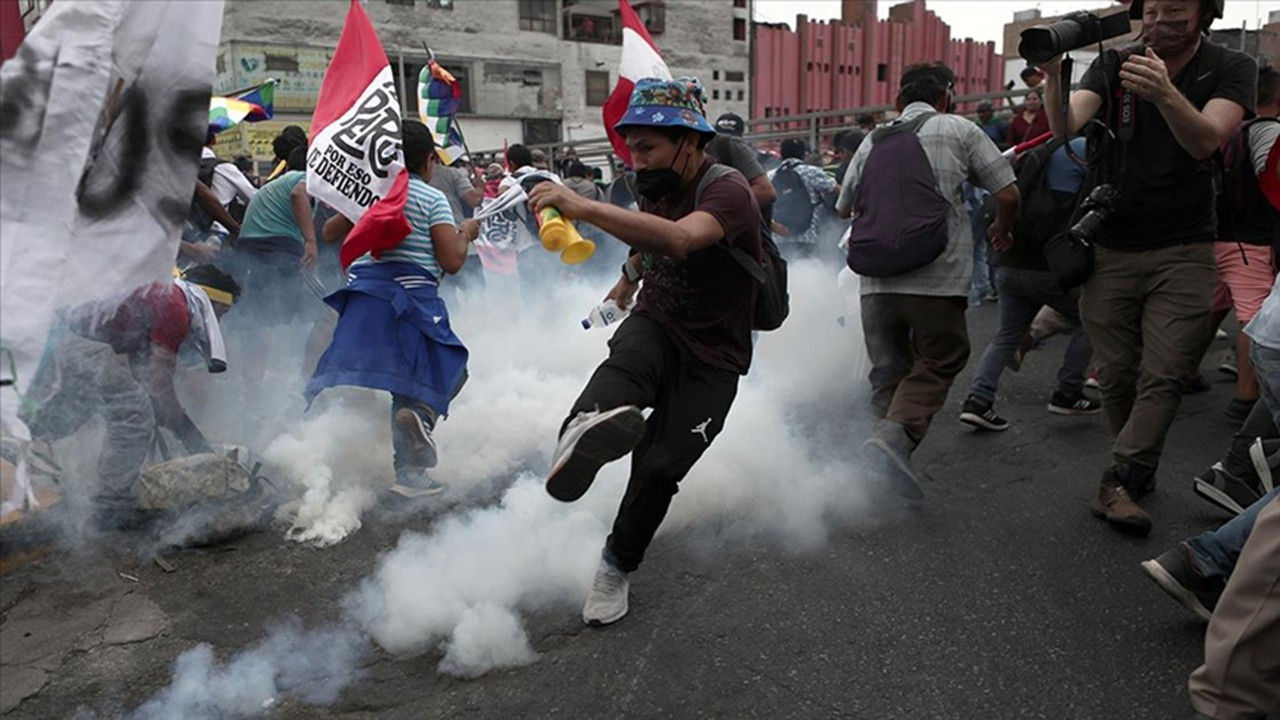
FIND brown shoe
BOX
[1091,482,1152,536]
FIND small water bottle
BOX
[581,299,629,330]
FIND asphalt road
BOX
[0,302,1245,719]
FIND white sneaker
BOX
[546,406,646,502]
[582,558,629,626]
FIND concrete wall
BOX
[215,0,750,159]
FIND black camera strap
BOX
[1115,88,1135,190]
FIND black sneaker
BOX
[1139,542,1224,621]
[1225,397,1256,424]
[1047,391,1102,416]
[959,396,1009,432]
[1192,463,1263,516]
[1181,374,1212,395]
[547,406,646,502]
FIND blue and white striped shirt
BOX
[351,174,455,279]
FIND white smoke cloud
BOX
[123,619,366,720]
[129,255,881,713]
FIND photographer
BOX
[1042,0,1257,535]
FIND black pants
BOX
[565,315,739,573]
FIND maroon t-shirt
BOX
[634,159,762,375]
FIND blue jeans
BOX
[969,267,1092,405]
[391,394,437,474]
[1249,340,1280,429]
[970,214,993,301]
[1187,490,1280,578]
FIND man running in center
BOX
[528,77,763,626]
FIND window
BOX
[725,70,744,83]
[633,1,665,35]
[387,0,414,5]
[737,89,744,101]
[566,13,619,44]
[519,0,557,34]
[733,17,746,41]
[523,119,562,146]
[585,70,610,106]
[876,63,887,81]
[713,70,720,81]
[713,89,720,100]
[733,0,746,6]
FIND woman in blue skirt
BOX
[306,121,480,497]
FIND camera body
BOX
[1018,10,1133,64]
[1069,184,1122,246]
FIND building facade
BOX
[752,0,1004,129]
[213,0,751,160]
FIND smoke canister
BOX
[537,206,596,265]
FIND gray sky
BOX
[753,1,1280,52]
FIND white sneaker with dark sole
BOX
[583,558,629,626]
[547,406,646,502]
[395,407,438,469]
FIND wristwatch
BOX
[622,258,643,283]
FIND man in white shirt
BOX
[202,131,257,234]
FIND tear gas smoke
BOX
[120,619,366,720]
[127,252,880,715]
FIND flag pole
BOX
[421,42,482,181]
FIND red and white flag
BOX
[603,0,671,167]
[307,0,410,269]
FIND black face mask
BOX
[634,135,689,202]
[1143,19,1198,59]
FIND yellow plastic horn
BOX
[559,238,596,265]
[538,206,597,264]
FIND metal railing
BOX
[468,86,1067,176]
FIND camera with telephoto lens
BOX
[1068,184,1122,245]
[1019,10,1133,64]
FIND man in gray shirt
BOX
[428,160,482,222]
[837,63,1019,500]
[707,112,776,215]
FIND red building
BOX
[753,0,1004,128]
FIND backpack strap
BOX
[869,112,934,143]
[693,163,768,283]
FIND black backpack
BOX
[771,164,814,237]
[1010,138,1085,253]
[1216,118,1280,245]
[695,164,789,331]
[188,156,231,232]
[846,114,951,277]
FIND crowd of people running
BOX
[8,1,1276,717]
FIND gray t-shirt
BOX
[705,135,765,181]
[837,102,1016,298]
[428,165,475,223]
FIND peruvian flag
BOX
[603,0,671,167]
[307,0,410,269]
